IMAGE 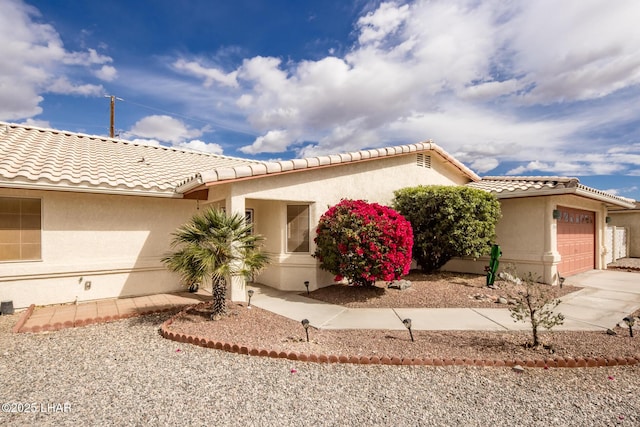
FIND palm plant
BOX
[162,208,270,320]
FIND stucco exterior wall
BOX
[216,153,470,292]
[232,153,468,206]
[608,210,640,257]
[1,188,198,308]
[1,152,472,307]
[444,194,609,285]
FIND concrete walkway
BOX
[249,270,640,332]
[14,270,639,333]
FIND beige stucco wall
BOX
[208,153,470,293]
[608,210,640,257]
[1,152,471,307]
[0,188,198,309]
[444,194,609,285]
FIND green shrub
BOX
[392,185,500,272]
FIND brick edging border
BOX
[160,304,640,369]
[12,304,35,333]
[14,305,180,333]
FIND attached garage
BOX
[444,177,635,285]
[556,206,595,276]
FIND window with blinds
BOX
[0,197,42,261]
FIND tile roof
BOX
[176,141,480,193]
[468,176,636,208]
[0,121,479,197]
[0,122,262,197]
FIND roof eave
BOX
[486,187,635,208]
[0,181,183,198]
[574,187,636,209]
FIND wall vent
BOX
[416,153,431,168]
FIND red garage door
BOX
[557,207,595,277]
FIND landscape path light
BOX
[247,289,254,308]
[623,316,635,337]
[304,281,310,295]
[403,318,414,342]
[301,319,310,342]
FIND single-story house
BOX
[608,201,640,258]
[1,122,635,309]
[0,122,476,309]
[444,177,636,285]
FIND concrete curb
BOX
[161,304,640,369]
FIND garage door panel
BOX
[557,207,595,277]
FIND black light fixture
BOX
[606,216,612,224]
[403,318,414,342]
[247,289,254,308]
[559,276,565,289]
[623,316,635,337]
[301,319,310,342]
[553,209,561,220]
[304,281,310,295]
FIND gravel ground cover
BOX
[1,313,639,426]
[170,303,640,362]
[168,272,639,361]
[303,271,580,308]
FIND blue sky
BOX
[1,0,639,200]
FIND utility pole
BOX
[104,95,123,138]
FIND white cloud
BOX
[459,79,522,101]
[173,58,238,88]
[129,136,223,155]
[63,48,112,66]
[240,129,292,154]
[470,158,499,174]
[0,0,115,120]
[21,118,51,128]
[505,0,640,104]
[47,77,104,96]
[225,0,640,180]
[357,1,410,45]
[506,160,624,176]
[94,65,117,81]
[177,139,224,155]
[127,115,209,145]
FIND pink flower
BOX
[314,199,413,285]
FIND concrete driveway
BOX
[557,269,640,331]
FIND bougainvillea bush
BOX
[313,199,414,286]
